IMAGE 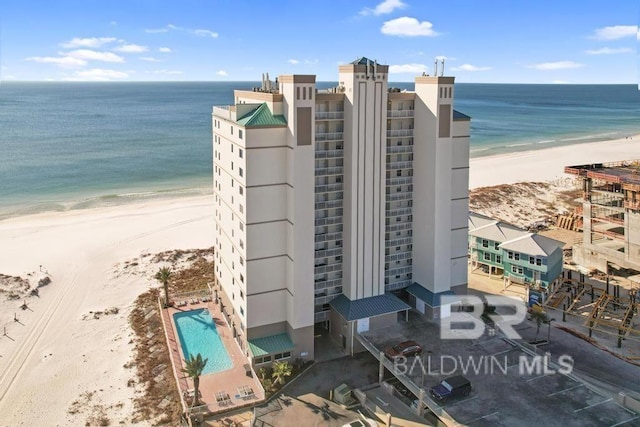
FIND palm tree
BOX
[271,360,293,385]
[530,305,548,343]
[182,353,208,406]
[155,266,172,307]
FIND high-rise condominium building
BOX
[212,58,470,365]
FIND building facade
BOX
[468,212,564,293]
[212,58,470,365]
[565,161,640,273]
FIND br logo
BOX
[440,295,528,340]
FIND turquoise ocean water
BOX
[1,82,639,219]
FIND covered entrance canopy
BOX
[248,333,294,365]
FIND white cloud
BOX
[389,63,429,74]
[288,59,299,65]
[585,47,632,55]
[149,70,183,75]
[60,37,117,48]
[65,49,125,63]
[217,70,228,77]
[146,24,218,38]
[527,61,584,70]
[73,68,129,80]
[381,17,438,37]
[140,56,160,62]
[193,29,219,38]
[158,47,172,53]
[451,64,492,72]
[26,56,87,67]
[360,0,406,16]
[590,25,637,40]
[114,44,149,53]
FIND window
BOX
[231,144,233,153]
[239,148,243,158]
[274,352,291,361]
[496,255,502,264]
[239,222,244,231]
[231,126,234,135]
[240,257,244,266]
[483,253,491,261]
[239,130,243,139]
[396,170,402,177]
[240,306,244,316]
[511,266,523,275]
[239,186,243,195]
[239,204,243,213]
[482,239,488,248]
[494,242,500,250]
[231,162,234,170]
[240,274,244,283]
[514,253,520,261]
[529,256,535,265]
[536,259,542,266]
[239,168,243,177]
[507,251,513,260]
[296,87,300,99]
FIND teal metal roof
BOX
[236,103,286,128]
[248,333,294,357]
[351,57,375,65]
[330,293,410,321]
[405,283,460,307]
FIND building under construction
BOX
[565,160,640,273]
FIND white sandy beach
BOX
[0,135,639,426]
[470,134,640,189]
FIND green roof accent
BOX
[236,103,287,128]
[248,333,294,357]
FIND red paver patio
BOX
[159,297,265,416]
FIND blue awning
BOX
[405,283,459,307]
[248,333,294,357]
[329,293,410,321]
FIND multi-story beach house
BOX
[565,160,640,273]
[212,58,470,365]
[469,212,564,296]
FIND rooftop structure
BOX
[565,160,640,273]
[211,57,471,364]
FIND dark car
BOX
[384,340,422,359]
[429,375,471,401]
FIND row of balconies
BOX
[386,237,413,247]
[316,166,344,176]
[315,216,343,227]
[386,176,413,186]
[314,247,343,258]
[315,183,344,193]
[314,263,343,275]
[625,200,640,210]
[386,251,413,262]
[314,277,343,288]
[315,149,344,159]
[387,129,413,138]
[315,111,344,120]
[316,132,344,141]
[387,161,413,170]
[315,231,343,243]
[386,145,413,154]
[386,266,413,276]
[386,207,413,217]
[387,110,415,118]
[387,192,413,202]
[386,222,413,232]
[315,199,343,210]
[386,279,412,291]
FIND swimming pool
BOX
[173,308,233,375]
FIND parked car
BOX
[429,375,471,401]
[341,418,378,427]
[383,340,422,359]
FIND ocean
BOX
[1,82,639,219]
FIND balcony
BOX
[386,266,413,276]
[316,131,344,141]
[625,200,640,210]
[387,110,414,118]
[386,176,413,186]
[314,278,343,289]
[386,207,412,217]
[387,129,413,138]
[315,166,344,177]
[386,237,413,247]
[315,216,343,227]
[314,247,343,259]
[315,231,343,243]
[387,192,413,202]
[386,222,413,232]
[315,199,343,210]
[315,149,344,159]
[315,182,344,193]
[315,111,344,120]
[387,161,413,170]
[386,145,413,154]
[385,252,412,262]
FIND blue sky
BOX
[1,0,638,83]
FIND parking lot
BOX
[361,312,639,426]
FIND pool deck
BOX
[161,299,265,416]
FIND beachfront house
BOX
[469,212,564,297]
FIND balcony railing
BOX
[387,110,415,118]
[387,129,413,138]
[386,237,413,247]
[314,278,342,289]
[314,231,344,243]
[386,222,413,232]
[314,263,343,274]
[315,111,344,120]
[316,166,344,176]
[315,199,343,210]
[315,216,343,227]
[387,192,413,202]
[387,161,413,170]
[315,183,344,193]
[386,145,413,154]
[386,207,412,217]
[314,247,343,259]
[385,252,412,262]
[315,149,344,159]
[386,266,413,276]
[386,177,413,186]
[316,132,344,141]
[625,200,640,210]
